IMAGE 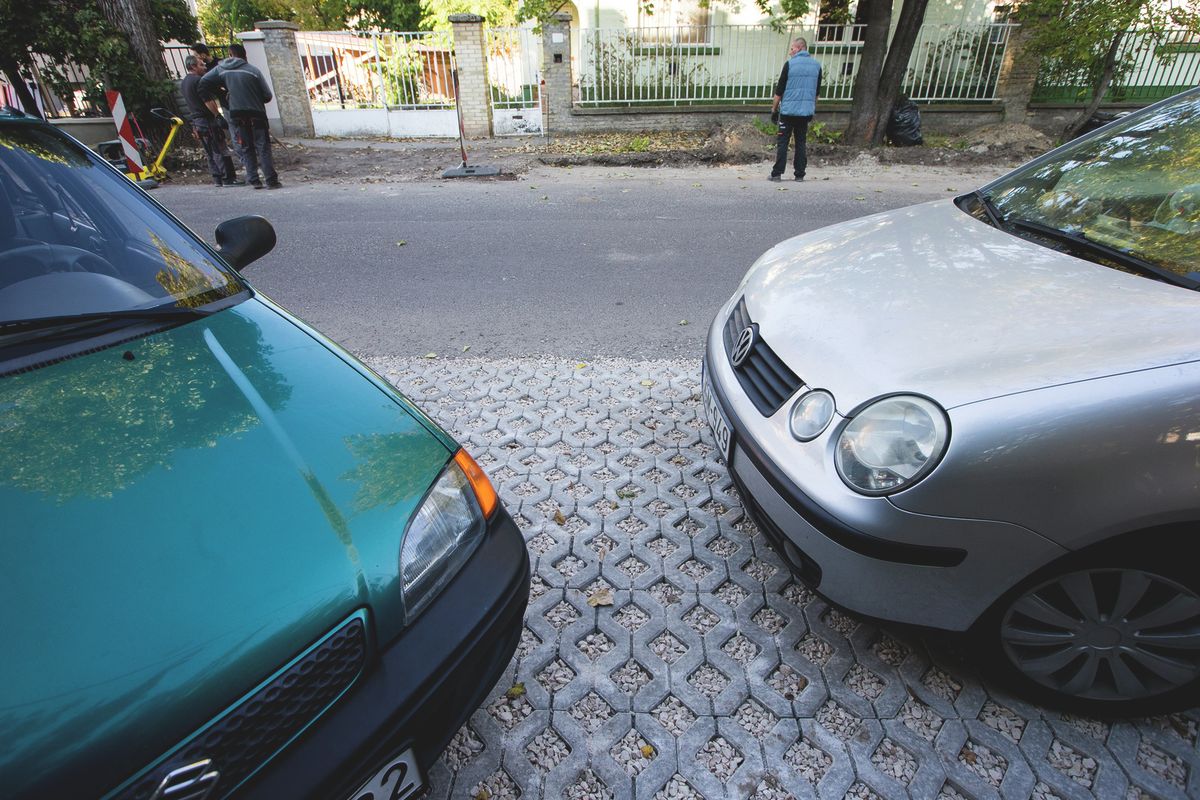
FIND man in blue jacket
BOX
[770,38,822,182]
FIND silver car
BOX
[704,89,1200,714]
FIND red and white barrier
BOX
[105,90,145,175]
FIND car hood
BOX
[0,299,451,797]
[741,200,1200,410]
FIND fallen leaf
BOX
[475,790,490,800]
[961,748,977,764]
[505,682,526,699]
[640,379,655,387]
[462,345,471,352]
[641,744,655,758]
[553,510,566,526]
[423,352,438,359]
[678,319,688,325]
[854,195,866,201]
[597,545,608,561]
[576,362,588,369]
[587,587,614,607]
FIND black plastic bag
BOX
[886,98,923,146]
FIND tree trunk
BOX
[0,56,43,118]
[1064,29,1126,140]
[97,0,169,84]
[844,0,893,145]
[869,0,930,145]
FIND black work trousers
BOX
[772,114,812,179]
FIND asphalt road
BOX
[157,161,1008,360]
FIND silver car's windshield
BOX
[0,122,247,330]
[984,90,1200,280]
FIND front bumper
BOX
[239,506,530,799]
[704,310,1065,631]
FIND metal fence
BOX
[295,30,456,110]
[486,27,541,110]
[1,55,105,118]
[577,22,1016,107]
[1033,28,1200,103]
[162,43,229,79]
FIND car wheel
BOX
[981,564,1200,715]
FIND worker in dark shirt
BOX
[770,38,822,181]
[182,55,242,186]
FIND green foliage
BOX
[807,119,840,143]
[0,0,198,117]
[516,0,809,31]
[751,116,776,135]
[1017,0,1200,106]
[627,134,651,151]
[196,0,422,40]
[421,0,517,30]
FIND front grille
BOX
[723,297,803,416]
[110,615,367,800]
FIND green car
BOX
[0,110,530,799]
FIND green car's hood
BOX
[0,299,453,797]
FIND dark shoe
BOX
[266,181,282,189]
[250,182,264,189]
[794,175,805,181]
[212,177,224,187]
[768,175,782,182]
[224,178,246,187]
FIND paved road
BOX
[157,161,1006,360]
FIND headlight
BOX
[789,389,836,441]
[399,460,487,620]
[835,395,949,495]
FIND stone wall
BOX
[249,20,314,137]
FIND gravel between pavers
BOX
[364,355,1200,800]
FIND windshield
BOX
[0,124,247,330]
[982,90,1200,280]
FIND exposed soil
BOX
[162,120,1050,186]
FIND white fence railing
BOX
[295,30,456,110]
[486,26,543,134]
[577,22,1017,107]
[487,27,541,109]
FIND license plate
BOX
[346,747,424,800]
[702,371,734,463]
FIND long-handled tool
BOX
[95,107,184,188]
[442,69,500,178]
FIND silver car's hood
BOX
[740,199,1200,410]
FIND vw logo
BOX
[149,759,221,800]
[731,325,756,367]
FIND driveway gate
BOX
[296,30,458,137]
[486,27,542,135]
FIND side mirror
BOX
[215,215,276,270]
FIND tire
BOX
[974,557,1200,716]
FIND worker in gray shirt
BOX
[200,43,280,188]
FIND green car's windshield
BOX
[983,90,1200,280]
[0,121,247,331]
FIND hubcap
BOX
[999,568,1200,701]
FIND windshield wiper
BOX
[1003,216,1200,290]
[0,304,214,335]
[972,191,1006,229]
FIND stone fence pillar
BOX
[995,24,1040,123]
[450,14,493,138]
[541,12,573,135]
[245,20,314,137]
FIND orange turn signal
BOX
[454,448,498,519]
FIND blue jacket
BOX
[779,51,821,117]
